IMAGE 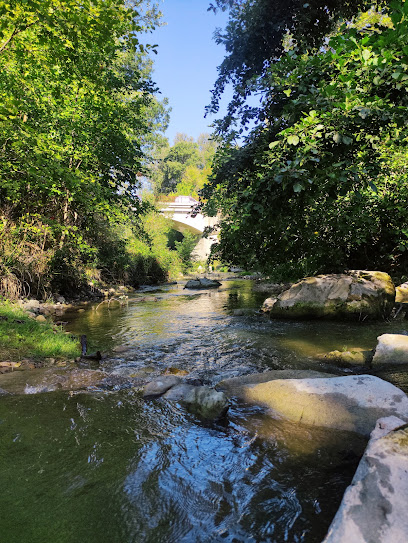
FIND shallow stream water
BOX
[1,280,407,543]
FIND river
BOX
[0,279,406,543]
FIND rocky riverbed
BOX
[1,275,408,542]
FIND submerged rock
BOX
[262,271,395,320]
[184,277,222,290]
[234,375,408,436]
[252,282,291,295]
[324,419,408,543]
[372,334,408,365]
[164,367,189,376]
[164,384,229,420]
[315,349,373,367]
[0,367,106,394]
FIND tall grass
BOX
[0,301,79,361]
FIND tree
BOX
[0,0,175,295]
[149,133,217,197]
[206,0,374,136]
[203,1,408,278]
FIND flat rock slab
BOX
[238,375,408,436]
[143,375,181,398]
[373,334,408,365]
[217,370,337,399]
[324,420,408,543]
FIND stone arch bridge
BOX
[159,196,218,260]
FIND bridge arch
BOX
[159,196,218,260]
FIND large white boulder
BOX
[238,375,408,435]
[324,418,408,543]
[372,334,408,365]
[262,271,395,320]
[217,369,337,399]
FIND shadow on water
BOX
[0,280,406,542]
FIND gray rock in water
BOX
[253,282,291,295]
[164,384,229,420]
[184,277,222,290]
[143,375,181,398]
[262,271,395,320]
[163,383,196,401]
[372,334,408,365]
[217,369,337,399]
[323,419,408,543]
[235,374,408,436]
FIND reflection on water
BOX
[0,390,365,543]
[0,280,407,542]
[65,281,408,388]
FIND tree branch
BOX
[0,21,38,54]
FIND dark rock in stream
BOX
[184,277,222,290]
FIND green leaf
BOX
[269,141,280,148]
[369,181,378,193]
[287,135,300,146]
[342,136,352,145]
[362,49,371,61]
[283,89,292,97]
[293,182,303,192]
[333,133,342,144]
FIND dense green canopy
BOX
[207,0,373,135]
[0,1,178,295]
[203,0,408,278]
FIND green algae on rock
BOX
[262,271,395,321]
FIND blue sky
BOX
[149,0,230,144]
